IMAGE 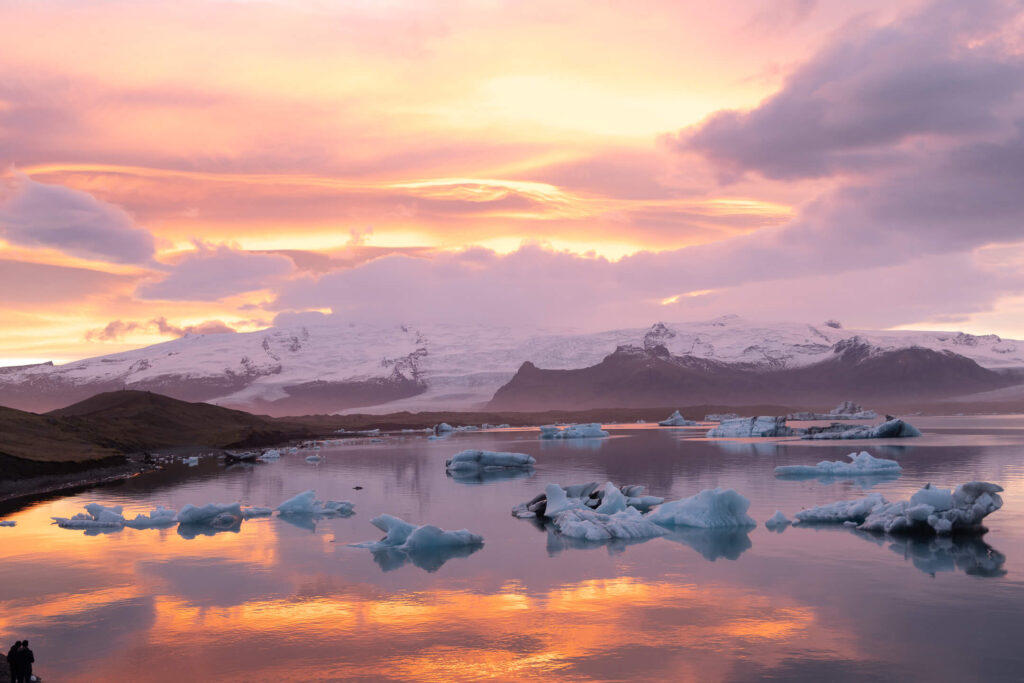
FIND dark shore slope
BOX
[0,391,316,483]
[489,340,1018,411]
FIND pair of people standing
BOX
[6,641,34,683]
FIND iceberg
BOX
[647,488,757,528]
[351,514,483,571]
[764,511,791,532]
[184,456,199,467]
[276,490,354,517]
[512,482,663,519]
[787,401,879,421]
[775,451,901,478]
[242,506,274,518]
[705,413,740,422]
[444,449,536,471]
[0,520,15,527]
[793,482,1003,535]
[123,506,178,529]
[793,493,887,525]
[259,449,281,461]
[53,503,126,530]
[802,418,921,440]
[658,410,697,427]
[706,416,798,438]
[434,422,454,433]
[305,454,322,463]
[550,506,666,542]
[539,423,609,439]
[177,502,244,528]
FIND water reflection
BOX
[774,470,902,489]
[662,527,753,561]
[367,544,484,572]
[446,468,535,485]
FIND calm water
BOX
[3,418,1024,682]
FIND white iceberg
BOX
[658,410,697,427]
[647,488,757,528]
[802,418,921,440]
[184,456,199,467]
[177,502,244,528]
[242,506,274,518]
[764,510,791,531]
[706,416,798,438]
[550,506,667,542]
[539,423,609,439]
[53,503,126,529]
[787,401,879,421]
[445,449,536,471]
[352,514,483,550]
[276,490,354,517]
[0,520,15,527]
[434,422,454,433]
[512,482,663,519]
[305,454,322,463]
[793,482,1003,535]
[259,449,281,461]
[124,506,178,529]
[775,451,901,478]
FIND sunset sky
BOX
[2,0,1024,365]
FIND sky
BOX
[2,0,1024,365]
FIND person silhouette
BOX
[6,641,20,682]
[12,639,33,683]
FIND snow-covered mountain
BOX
[2,315,1023,415]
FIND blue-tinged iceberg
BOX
[775,451,901,478]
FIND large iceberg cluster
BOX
[775,451,901,478]
[52,490,354,535]
[658,410,697,427]
[787,401,879,420]
[706,416,798,438]
[513,482,757,551]
[802,418,921,440]
[539,423,610,439]
[794,482,1003,535]
[445,450,536,472]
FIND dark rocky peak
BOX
[643,322,676,352]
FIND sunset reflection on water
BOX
[2,424,1023,681]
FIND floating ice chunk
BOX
[177,502,244,528]
[445,450,536,471]
[184,456,199,467]
[242,506,274,518]
[276,490,354,517]
[787,402,879,421]
[775,451,901,478]
[305,454,322,463]
[706,416,797,438]
[539,423,609,439]
[259,449,281,461]
[765,511,791,531]
[53,503,126,529]
[859,482,1002,535]
[793,493,887,525]
[542,483,585,516]
[124,506,178,529]
[434,422,454,433]
[658,410,697,427]
[647,488,757,528]
[595,482,627,515]
[0,520,15,527]
[352,514,483,553]
[705,413,740,422]
[551,506,666,542]
[802,418,921,440]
